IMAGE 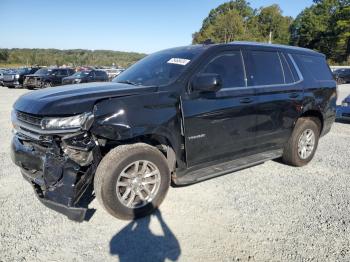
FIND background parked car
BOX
[23,68,75,89]
[338,95,350,121]
[62,70,108,85]
[0,69,4,86]
[2,67,40,88]
[333,68,350,84]
[103,68,125,80]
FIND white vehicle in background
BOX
[103,68,125,80]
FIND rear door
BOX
[55,69,68,84]
[244,50,304,150]
[182,49,257,166]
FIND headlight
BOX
[41,113,93,130]
[342,101,349,107]
[74,79,82,83]
[15,74,20,79]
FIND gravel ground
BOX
[1,85,350,262]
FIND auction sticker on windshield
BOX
[167,58,191,66]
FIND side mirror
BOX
[191,73,222,93]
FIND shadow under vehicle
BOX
[10,42,336,222]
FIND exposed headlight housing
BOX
[40,113,93,130]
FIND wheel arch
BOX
[299,110,324,133]
[104,133,179,174]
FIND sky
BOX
[1,0,313,54]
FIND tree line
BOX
[0,48,145,68]
[192,0,350,64]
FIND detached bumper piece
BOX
[11,134,100,222]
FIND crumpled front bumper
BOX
[11,134,99,222]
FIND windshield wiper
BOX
[117,80,139,86]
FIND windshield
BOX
[72,71,90,77]
[16,68,30,74]
[113,46,204,86]
[35,68,54,75]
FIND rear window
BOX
[244,51,284,86]
[293,54,333,81]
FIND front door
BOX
[181,49,257,167]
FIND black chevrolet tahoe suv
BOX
[3,67,40,88]
[11,42,336,221]
[23,68,75,89]
[62,70,109,85]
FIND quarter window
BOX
[293,54,333,81]
[202,51,245,89]
[244,51,285,86]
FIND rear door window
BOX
[58,69,68,76]
[201,51,245,89]
[244,51,284,86]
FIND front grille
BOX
[342,113,350,117]
[3,75,14,81]
[16,111,42,128]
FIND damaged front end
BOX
[10,110,101,222]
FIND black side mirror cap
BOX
[191,73,222,93]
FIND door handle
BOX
[240,97,253,104]
[289,92,299,98]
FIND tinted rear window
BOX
[244,51,284,86]
[293,54,332,81]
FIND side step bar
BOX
[173,149,283,185]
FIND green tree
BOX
[0,50,9,62]
[0,48,146,68]
[192,0,253,44]
[192,1,292,45]
[211,10,245,43]
[255,5,293,44]
[290,0,349,63]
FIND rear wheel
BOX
[282,117,320,167]
[94,143,170,220]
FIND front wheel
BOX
[42,81,52,88]
[337,77,346,85]
[94,143,170,220]
[282,117,320,167]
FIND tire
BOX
[94,143,170,220]
[43,82,52,88]
[282,117,321,167]
[337,77,346,85]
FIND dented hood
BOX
[14,82,157,115]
